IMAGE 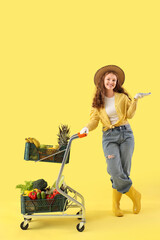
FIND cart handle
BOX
[77,132,88,138]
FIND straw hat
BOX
[94,65,125,86]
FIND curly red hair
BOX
[92,71,131,109]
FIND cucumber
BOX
[41,191,46,199]
[37,192,41,199]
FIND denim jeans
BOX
[102,124,135,194]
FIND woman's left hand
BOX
[134,92,151,99]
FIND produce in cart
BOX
[16,181,34,194]
[16,177,66,198]
[24,124,71,162]
[28,190,37,200]
[16,179,48,194]
[32,179,48,191]
[25,138,40,148]
[57,124,70,148]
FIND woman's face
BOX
[104,73,117,91]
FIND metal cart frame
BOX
[20,132,87,232]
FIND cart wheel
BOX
[76,223,85,232]
[76,211,82,220]
[20,221,29,230]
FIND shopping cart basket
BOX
[20,132,87,232]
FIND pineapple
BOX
[57,124,70,148]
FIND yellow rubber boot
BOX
[125,186,141,214]
[112,189,124,217]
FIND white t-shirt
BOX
[104,96,119,125]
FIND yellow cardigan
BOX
[86,92,138,132]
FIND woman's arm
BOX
[126,96,138,119]
[85,107,100,131]
[126,92,151,119]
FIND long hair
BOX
[92,71,131,109]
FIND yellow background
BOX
[0,0,159,239]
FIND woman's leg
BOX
[125,186,141,214]
[103,141,132,194]
[120,128,141,213]
[112,188,124,217]
[119,130,135,178]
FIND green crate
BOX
[21,193,68,214]
[24,143,70,164]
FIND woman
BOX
[80,65,151,217]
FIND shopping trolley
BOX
[20,132,87,232]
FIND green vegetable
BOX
[16,181,33,194]
[32,179,47,191]
[52,175,64,189]
[41,191,46,199]
[37,192,41,199]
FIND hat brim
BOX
[94,65,125,86]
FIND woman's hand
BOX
[80,127,89,134]
[134,92,151,99]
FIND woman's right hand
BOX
[134,92,151,99]
[80,127,89,135]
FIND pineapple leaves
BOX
[57,124,70,148]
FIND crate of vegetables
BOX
[24,124,71,164]
[21,190,68,214]
[18,178,68,214]
[39,145,70,164]
[24,143,70,164]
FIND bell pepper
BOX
[46,193,54,199]
[32,188,40,193]
[29,190,37,200]
[53,189,60,197]
[23,188,40,196]
[23,190,32,196]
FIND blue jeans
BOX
[102,124,135,194]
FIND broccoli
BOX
[32,179,48,190]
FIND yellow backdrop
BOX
[0,0,159,239]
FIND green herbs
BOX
[16,179,48,194]
[16,181,33,194]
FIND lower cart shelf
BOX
[21,193,68,214]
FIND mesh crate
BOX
[21,192,68,214]
[24,143,70,164]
